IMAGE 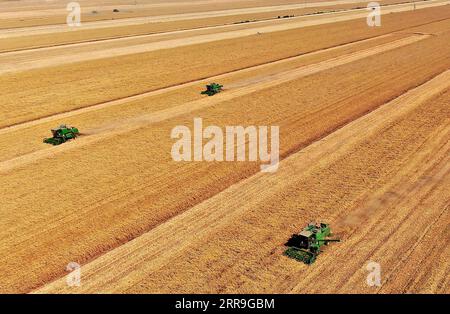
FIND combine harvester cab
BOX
[284,222,340,265]
[201,83,223,96]
[43,125,80,146]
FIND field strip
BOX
[286,121,449,293]
[0,1,370,20]
[0,12,397,74]
[1,1,446,41]
[378,203,449,293]
[1,3,447,75]
[2,9,449,130]
[0,5,387,55]
[299,154,449,293]
[380,204,449,293]
[0,32,399,135]
[0,0,341,18]
[0,1,368,37]
[2,2,447,75]
[0,0,237,10]
[0,0,401,36]
[34,69,450,293]
[0,34,429,173]
[1,1,439,55]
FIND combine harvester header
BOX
[285,222,340,264]
[43,125,80,146]
[201,83,223,96]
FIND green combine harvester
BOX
[43,125,80,146]
[201,83,223,96]
[284,222,340,265]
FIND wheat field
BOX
[0,0,448,294]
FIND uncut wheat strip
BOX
[0,1,446,75]
[0,1,368,20]
[0,11,377,74]
[0,32,397,136]
[0,0,335,18]
[0,0,435,55]
[34,70,450,293]
[0,2,397,59]
[0,34,429,174]
[2,0,445,39]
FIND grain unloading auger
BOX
[284,222,340,264]
[43,125,80,146]
[201,83,223,96]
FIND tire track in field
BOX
[34,69,450,294]
[0,34,429,173]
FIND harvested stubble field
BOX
[0,0,448,294]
